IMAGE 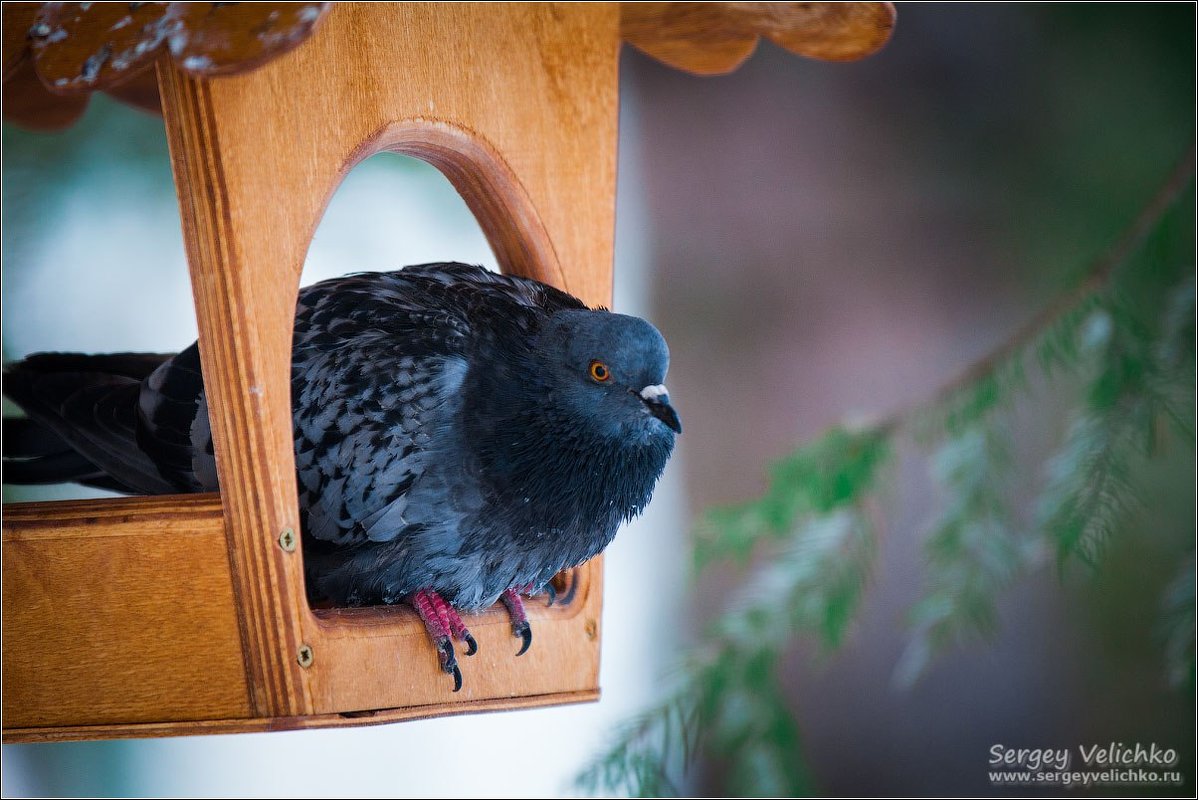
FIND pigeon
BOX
[2,262,681,690]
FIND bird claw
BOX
[513,620,532,656]
[500,588,533,656]
[462,631,478,657]
[543,582,557,607]
[435,636,463,692]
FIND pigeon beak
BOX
[639,384,682,434]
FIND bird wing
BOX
[293,346,469,546]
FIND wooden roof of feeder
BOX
[1,3,893,744]
[3,1,894,130]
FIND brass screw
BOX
[297,644,314,668]
[584,619,598,640]
[278,527,296,552]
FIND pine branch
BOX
[897,147,1195,684]
[694,426,889,571]
[1037,174,1195,567]
[1037,405,1144,568]
[574,687,700,796]
[919,145,1195,424]
[895,424,1044,685]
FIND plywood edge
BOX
[2,493,224,535]
[1,689,600,743]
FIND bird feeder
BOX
[1,2,893,742]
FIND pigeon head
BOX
[464,305,679,529]
[539,309,681,441]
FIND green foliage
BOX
[717,508,877,650]
[580,172,1195,797]
[1038,188,1196,568]
[575,688,698,796]
[900,184,1196,682]
[576,646,817,797]
[1035,294,1105,378]
[896,424,1042,685]
[694,427,889,571]
[1161,554,1197,692]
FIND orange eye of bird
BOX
[589,360,611,382]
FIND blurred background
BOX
[3,4,1194,796]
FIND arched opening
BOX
[300,151,497,289]
[294,137,583,620]
[325,120,565,288]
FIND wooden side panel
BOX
[158,58,313,719]
[1,496,251,730]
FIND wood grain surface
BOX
[2,495,251,731]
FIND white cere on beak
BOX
[640,384,669,402]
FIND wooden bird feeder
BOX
[1,2,893,742]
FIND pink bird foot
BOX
[408,589,477,692]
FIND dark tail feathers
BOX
[3,352,177,494]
